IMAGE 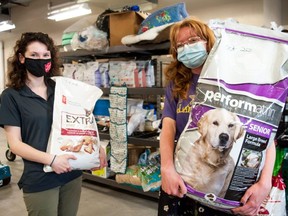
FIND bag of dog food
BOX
[44,77,103,172]
[174,22,288,212]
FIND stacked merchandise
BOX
[61,15,109,51]
[62,61,110,87]
[62,59,155,88]
[116,149,161,192]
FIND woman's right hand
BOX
[51,154,77,174]
[161,165,187,198]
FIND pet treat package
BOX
[44,77,103,172]
[174,22,288,212]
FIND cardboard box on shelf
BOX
[108,11,146,46]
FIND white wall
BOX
[188,0,263,25]
[0,0,285,91]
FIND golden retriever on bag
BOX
[176,108,244,198]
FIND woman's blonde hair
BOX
[165,17,215,99]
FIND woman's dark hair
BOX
[6,32,61,89]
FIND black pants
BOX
[158,188,233,216]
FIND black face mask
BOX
[24,58,52,77]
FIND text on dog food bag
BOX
[44,77,103,172]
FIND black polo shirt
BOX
[0,78,82,193]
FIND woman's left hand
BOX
[91,147,108,171]
[232,180,271,216]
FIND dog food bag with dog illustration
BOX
[174,22,288,212]
[44,77,103,172]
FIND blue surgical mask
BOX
[177,42,208,69]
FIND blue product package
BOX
[0,163,11,187]
[93,98,110,116]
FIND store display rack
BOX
[82,173,159,199]
[60,43,170,199]
[100,87,164,95]
[59,42,170,60]
[99,130,160,148]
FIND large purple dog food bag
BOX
[174,22,288,212]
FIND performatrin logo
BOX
[203,90,276,119]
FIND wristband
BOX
[50,155,56,166]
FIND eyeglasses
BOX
[175,36,202,52]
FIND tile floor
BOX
[0,128,158,216]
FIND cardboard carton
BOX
[109,11,146,46]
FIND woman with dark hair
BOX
[158,17,275,216]
[0,32,106,216]
[6,32,61,89]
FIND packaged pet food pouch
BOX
[44,77,103,172]
[174,22,288,212]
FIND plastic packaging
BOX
[175,22,288,212]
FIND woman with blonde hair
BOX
[158,17,275,216]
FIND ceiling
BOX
[0,0,225,21]
[0,0,257,34]
[0,0,242,12]
[0,0,32,8]
[0,0,286,46]
[0,0,32,18]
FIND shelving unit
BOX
[59,42,170,59]
[99,131,159,148]
[60,42,170,199]
[82,173,159,199]
[101,87,164,95]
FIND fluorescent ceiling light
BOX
[47,3,92,21]
[0,20,15,32]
